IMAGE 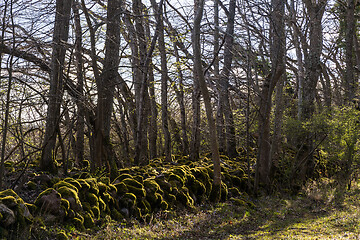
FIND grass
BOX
[78,181,360,240]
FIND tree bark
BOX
[41,0,73,173]
[255,0,285,190]
[72,1,85,167]
[344,0,356,102]
[93,0,121,174]
[193,0,221,201]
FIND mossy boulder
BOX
[54,180,79,193]
[57,186,82,211]
[77,179,91,191]
[122,178,146,199]
[0,203,15,226]
[113,173,133,183]
[84,178,99,195]
[120,193,137,209]
[64,178,82,190]
[34,188,62,215]
[114,182,128,195]
[143,179,161,193]
[83,212,95,229]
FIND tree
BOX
[93,0,122,175]
[255,0,286,190]
[41,0,73,173]
[193,0,221,201]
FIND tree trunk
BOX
[193,0,221,202]
[72,1,85,167]
[41,0,72,173]
[297,0,327,182]
[93,0,121,175]
[344,0,355,102]
[255,0,285,190]
[173,44,189,156]
[220,0,237,158]
[150,0,171,162]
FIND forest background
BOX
[0,0,360,235]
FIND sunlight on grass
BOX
[88,181,360,240]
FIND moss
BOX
[34,188,61,206]
[111,208,124,221]
[0,196,17,208]
[176,187,194,207]
[78,172,92,179]
[108,184,117,193]
[230,197,247,207]
[102,192,115,206]
[155,178,172,193]
[191,167,212,196]
[160,200,168,210]
[228,187,241,197]
[77,179,91,191]
[221,182,228,202]
[127,185,146,199]
[0,189,19,199]
[121,178,143,189]
[64,178,82,191]
[53,181,79,193]
[98,182,109,193]
[91,206,100,219]
[84,178,99,195]
[168,174,185,187]
[25,203,37,215]
[113,173,133,183]
[139,200,151,214]
[188,179,206,200]
[114,182,128,195]
[26,181,37,190]
[86,192,99,206]
[60,198,70,211]
[55,231,68,240]
[121,193,137,209]
[143,179,161,193]
[82,202,91,213]
[165,193,177,204]
[83,212,95,229]
[99,176,111,185]
[72,217,85,231]
[98,197,106,213]
[57,186,82,211]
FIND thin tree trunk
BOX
[344,0,355,102]
[297,0,327,182]
[150,0,171,162]
[193,0,221,202]
[220,0,237,158]
[94,0,121,176]
[41,0,73,173]
[173,44,189,156]
[73,1,85,166]
[255,0,285,190]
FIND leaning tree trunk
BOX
[41,0,72,173]
[193,0,221,202]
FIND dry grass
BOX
[75,181,360,240]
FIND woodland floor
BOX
[77,181,360,240]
